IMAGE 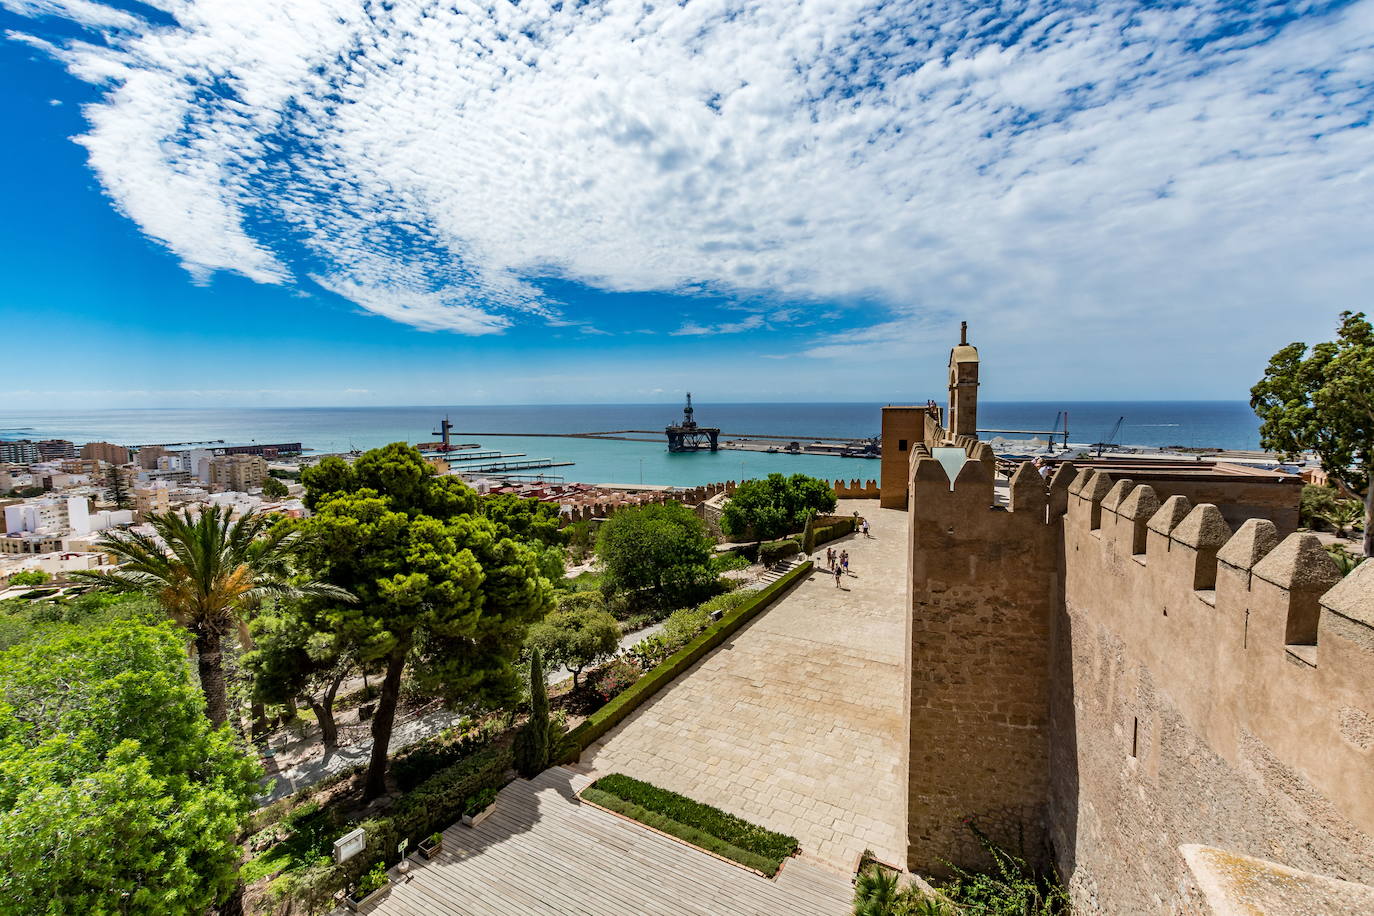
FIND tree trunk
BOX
[283,696,299,720]
[363,647,408,801]
[195,629,230,728]
[217,882,244,916]
[309,669,347,750]
[1364,482,1373,558]
[250,701,269,738]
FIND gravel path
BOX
[256,705,470,804]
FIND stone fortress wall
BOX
[903,451,1068,873]
[1051,469,1374,912]
[895,323,1374,913]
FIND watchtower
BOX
[947,321,980,439]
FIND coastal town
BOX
[4,0,1373,912]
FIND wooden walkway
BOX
[359,766,854,915]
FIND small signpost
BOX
[333,827,366,864]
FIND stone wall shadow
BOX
[1046,529,1081,885]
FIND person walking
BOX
[841,550,850,575]
[833,563,843,588]
[861,519,870,538]
[826,546,835,570]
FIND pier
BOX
[431,450,527,463]
[456,458,575,474]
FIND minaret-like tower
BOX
[947,321,980,439]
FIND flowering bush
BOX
[589,657,642,703]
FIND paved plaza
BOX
[579,500,908,872]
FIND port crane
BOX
[1093,417,1125,458]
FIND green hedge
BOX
[759,537,802,565]
[810,517,857,550]
[563,561,812,759]
[583,774,798,875]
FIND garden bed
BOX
[580,774,798,877]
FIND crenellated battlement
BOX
[899,327,1372,909]
[1064,468,1374,842]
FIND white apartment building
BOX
[4,496,91,537]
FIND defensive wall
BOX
[902,449,1374,912]
[1052,469,1374,912]
[904,453,1069,872]
[1068,458,1303,535]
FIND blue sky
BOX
[1,0,1371,408]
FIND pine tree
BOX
[105,464,131,510]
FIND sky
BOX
[1,0,1371,408]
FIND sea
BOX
[0,402,1262,488]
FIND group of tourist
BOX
[825,545,851,586]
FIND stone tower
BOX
[947,321,980,439]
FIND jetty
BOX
[457,457,575,474]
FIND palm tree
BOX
[1316,499,1365,539]
[73,507,352,728]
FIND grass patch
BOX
[584,774,797,876]
[241,801,339,884]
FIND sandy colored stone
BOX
[580,500,907,874]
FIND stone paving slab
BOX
[579,500,907,873]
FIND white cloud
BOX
[8,0,1374,347]
[671,314,766,336]
[2,0,141,30]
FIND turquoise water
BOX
[0,401,1261,487]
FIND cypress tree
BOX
[514,648,550,778]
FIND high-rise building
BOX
[208,454,268,492]
[35,439,76,461]
[137,445,169,470]
[0,440,40,463]
[134,483,171,517]
[80,441,131,464]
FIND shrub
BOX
[938,820,1070,916]
[1326,544,1366,576]
[850,822,1070,916]
[710,552,751,573]
[759,538,802,565]
[662,605,711,645]
[390,718,497,793]
[354,863,388,897]
[463,786,498,817]
[587,657,641,703]
[627,592,755,670]
[584,774,798,874]
[1301,484,1341,530]
[619,612,659,633]
[7,570,49,587]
